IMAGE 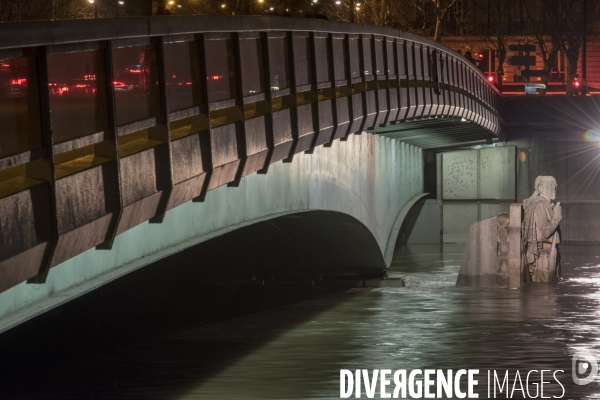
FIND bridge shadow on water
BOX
[0,218,367,399]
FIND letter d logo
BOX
[572,351,598,385]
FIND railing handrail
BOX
[0,15,502,96]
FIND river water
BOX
[1,243,600,399]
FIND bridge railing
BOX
[0,16,503,292]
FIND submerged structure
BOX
[457,176,561,288]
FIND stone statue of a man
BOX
[522,176,562,282]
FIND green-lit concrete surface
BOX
[0,133,424,333]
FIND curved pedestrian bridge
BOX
[0,16,503,331]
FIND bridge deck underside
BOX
[373,118,497,149]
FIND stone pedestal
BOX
[456,204,523,289]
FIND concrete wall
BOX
[408,128,600,245]
[405,146,516,243]
[0,133,424,333]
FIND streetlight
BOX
[88,0,97,18]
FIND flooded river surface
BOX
[1,243,600,399]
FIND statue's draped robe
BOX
[522,195,561,282]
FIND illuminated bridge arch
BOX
[0,16,503,330]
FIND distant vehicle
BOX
[113,81,132,91]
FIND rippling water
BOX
[2,243,600,399]
[172,243,600,399]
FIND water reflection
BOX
[1,244,600,399]
[182,244,600,399]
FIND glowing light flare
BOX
[488,75,494,83]
[584,130,600,142]
[575,81,581,87]
[519,150,527,162]
[11,78,27,86]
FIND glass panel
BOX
[397,42,407,77]
[205,38,238,103]
[292,36,312,86]
[269,37,291,90]
[349,38,360,78]
[362,37,373,76]
[406,44,414,78]
[374,38,384,76]
[314,37,330,83]
[443,54,449,83]
[48,50,106,143]
[456,61,461,87]
[239,38,265,96]
[386,40,396,76]
[268,37,290,91]
[164,41,202,112]
[331,37,346,81]
[0,56,41,158]
[414,45,423,78]
[423,47,430,79]
[112,44,161,126]
[468,70,473,92]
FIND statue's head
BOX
[536,176,557,200]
